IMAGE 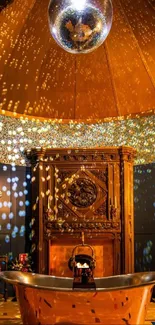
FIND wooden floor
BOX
[0,298,155,324]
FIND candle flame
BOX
[76,262,89,268]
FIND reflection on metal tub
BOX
[0,271,155,324]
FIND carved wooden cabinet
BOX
[26,146,136,276]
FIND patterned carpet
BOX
[0,297,154,324]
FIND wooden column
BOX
[27,148,47,273]
[119,147,135,274]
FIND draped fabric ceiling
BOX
[0,0,155,122]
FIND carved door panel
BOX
[55,167,108,222]
[44,163,121,233]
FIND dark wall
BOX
[134,164,155,272]
[0,163,31,259]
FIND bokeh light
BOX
[0,163,31,254]
[5,235,10,243]
[9,212,14,219]
[2,213,7,220]
[0,115,155,167]
[6,223,11,230]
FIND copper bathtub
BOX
[1,271,155,325]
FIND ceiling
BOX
[0,0,155,121]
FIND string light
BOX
[0,114,155,166]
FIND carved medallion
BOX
[68,178,97,208]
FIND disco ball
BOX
[48,0,113,54]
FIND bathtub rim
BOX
[0,271,155,292]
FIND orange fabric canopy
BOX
[0,0,155,121]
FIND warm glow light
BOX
[52,27,57,35]
[71,0,86,10]
[76,262,89,268]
